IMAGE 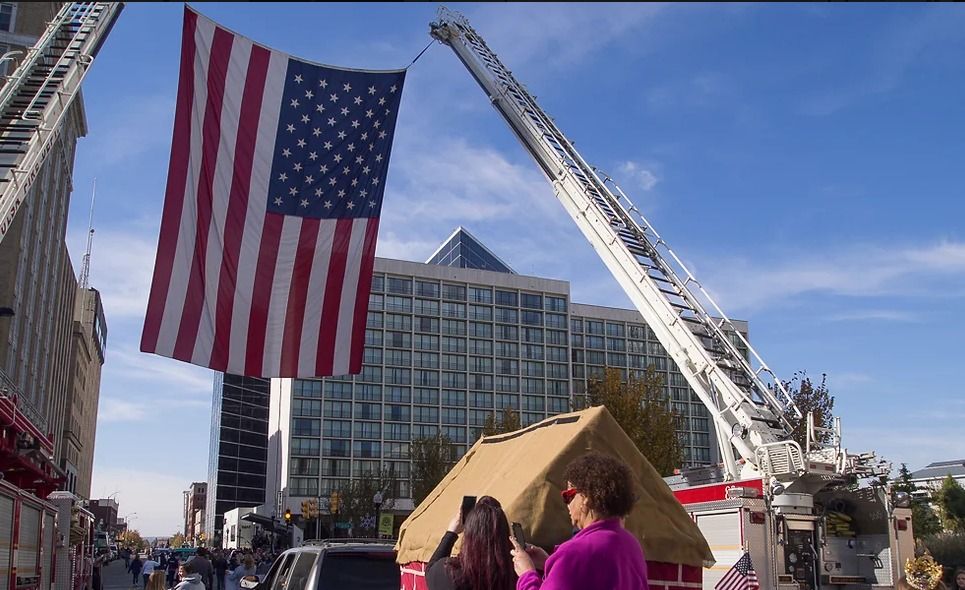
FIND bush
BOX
[922,532,965,584]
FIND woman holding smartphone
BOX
[511,452,649,590]
[426,495,517,590]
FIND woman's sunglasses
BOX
[561,488,579,505]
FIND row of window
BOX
[368,327,566,348]
[294,382,573,405]
[371,276,566,311]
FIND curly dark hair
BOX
[563,452,638,518]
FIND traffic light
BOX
[329,491,340,514]
[301,500,310,516]
[284,508,292,524]
[309,498,319,518]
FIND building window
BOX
[353,441,381,458]
[469,392,493,408]
[322,420,351,438]
[386,277,412,295]
[353,421,381,439]
[325,382,353,399]
[414,298,440,315]
[370,274,384,292]
[294,379,322,398]
[415,316,439,333]
[544,296,567,312]
[441,302,466,319]
[468,305,492,321]
[586,320,604,335]
[442,284,467,301]
[494,290,518,307]
[520,293,542,310]
[290,458,319,476]
[357,384,382,401]
[468,322,492,338]
[414,388,439,405]
[469,339,492,355]
[441,389,466,406]
[385,423,411,441]
[415,280,440,298]
[469,286,492,304]
[414,406,439,423]
[292,418,320,437]
[386,386,411,403]
[0,4,15,33]
[293,399,322,417]
[291,438,320,455]
[383,404,410,422]
[384,349,411,366]
[494,307,517,324]
[322,439,350,457]
[289,478,319,496]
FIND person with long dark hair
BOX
[426,495,517,590]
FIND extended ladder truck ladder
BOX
[0,2,123,244]
[430,9,826,484]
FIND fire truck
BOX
[429,9,914,589]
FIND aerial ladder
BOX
[428,8,866,497]
[430,10,909,589]
[0,2,122,244]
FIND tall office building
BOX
[60,287,107,498]
[183,482,207,542]
[205,374,270,547]
[0,2,89,491]
[263,228,732,516]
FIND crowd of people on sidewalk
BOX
[121,547,275,590]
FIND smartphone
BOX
[511,521,527,548]
[460,495,477,522]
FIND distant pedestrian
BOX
[213,551,228,590]
[128,556,143,587]
[167,554,180,586]
[954,568,965,590]
[140,557,162,589]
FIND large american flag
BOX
[141,7,404,378]
[715,552,760,590]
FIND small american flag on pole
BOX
[715,552,760,590]
[141,7,404,378]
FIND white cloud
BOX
[98,398,148,423]
[90,467,195,537]
[618,161,659,191]
[69,227,158,320]
[698,240,965,313]
[469,4,668,70]
[107,348,213,396]
[824,310,918,323]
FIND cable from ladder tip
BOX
[405,39,435,70]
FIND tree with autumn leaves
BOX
[586,367,683,476]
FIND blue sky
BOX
[70,3,965,536]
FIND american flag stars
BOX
[267,63,404,219]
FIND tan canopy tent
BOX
[396,406,714,568]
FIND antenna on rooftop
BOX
[79,179,96,290]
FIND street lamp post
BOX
[372,492,383,539]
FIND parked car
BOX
[248,539,398,590]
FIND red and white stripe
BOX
[141,7,378,378]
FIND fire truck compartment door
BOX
[0,495,12,590]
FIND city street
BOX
[103,560,137,590]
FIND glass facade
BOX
[426,227,516,274]
[205,373,270,545]
[274,253,730,503]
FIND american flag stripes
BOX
[141,7,404,378]
[715,552,760,590]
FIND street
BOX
[102,559,138,590]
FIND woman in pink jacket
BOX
[511,452,649,590]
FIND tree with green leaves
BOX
[169,532,186,548]
[587,366,683,476]
[938,476,965,532]
[481,407,521,437]
[116,529,146,551]
[783,371,835,450]
[410,434,455,506]
[335,469,396,536]
[893,463,942,538]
